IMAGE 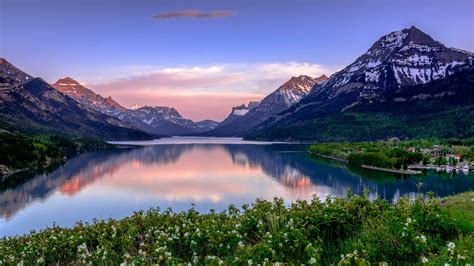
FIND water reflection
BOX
[1,143,473,236]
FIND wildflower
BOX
[37,257,45,264]
[421,257,429,264]
[447,242,455,250]
[309,257,317,264]
[407,217,412,224]
[248,259,253,265]
[420,235,427,243]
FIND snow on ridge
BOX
[232,109,249,116]
[381,31,408,49]
[367,61,382,68]
[57,83,78,86]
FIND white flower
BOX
[407,217,412,223]
[309,257,317,264]
[248,259,252,265]
[421,257,429,264]
[447,242,456,250]
[420,235,426,242]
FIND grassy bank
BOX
[0,131,113,188]
[1,192,472,265]
[308,140,474,172]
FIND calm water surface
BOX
[1,137,473,236]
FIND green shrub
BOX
[0,192,472,265]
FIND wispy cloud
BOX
[152,10,234,20]
[88,62,340,121]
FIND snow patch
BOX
[232,109,249,116]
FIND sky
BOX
[1,0,473,121]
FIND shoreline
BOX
[309,152,422,175]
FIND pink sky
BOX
[85,62,338,121]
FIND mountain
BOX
[52,78,162,135]
[126,106,197,135]
[206,75,327,136]
[216,101,260,128]
[0,59,154,140]
[53,77,212,135]
[0,58,33,84]
[245,26,474,141]
[193,119,219,133]
[53,77,125,115]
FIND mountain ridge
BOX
[245,26,474,141]
[0,59,154,140]
[205,74,328,136]
[53,77,218,135]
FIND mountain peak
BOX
[0,57,33,83]
[54,77,81,86]
[316,74,329,82]
[402,25,441,46]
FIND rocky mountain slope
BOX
[53,77,217,135]
[206,75,327,136]
[245,26,473,141]
[216,101,260,128]
[0,59,154,140]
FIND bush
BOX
[347,152,394,168]
[0,193,471,265]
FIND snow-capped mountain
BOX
[274,75,328,105]
[53,77,214,135]
[311,26,473,102]
[217,101,260,127]
[193,119,219,133]
[245,26,474,141]
[52,78,164,135]
[127,106,197,135]
[53,77,125,116]
[205,75,327,136]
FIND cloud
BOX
[88,62,340,121]
[152,10,234,20]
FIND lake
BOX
[1,137,473,236]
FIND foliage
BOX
[0,132,113,176]
[0,192,473,265]
[0,132,61,170]
[309,141,434,170]
[246,107,474,143]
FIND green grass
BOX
[440,192,474,234]
[0,192,473,265]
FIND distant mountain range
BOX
[246,26,474,141]
[1,26,472,142]
[205,75,328,136]
[52,78,218,135]
[0,59,153,140]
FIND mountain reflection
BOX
[1,144,473,221]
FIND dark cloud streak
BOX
[152,10,234,20]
